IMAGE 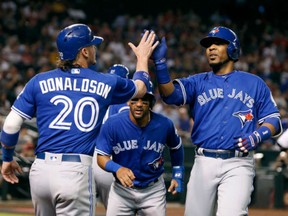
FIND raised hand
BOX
[151,37,167,65]
[128,30,159,71]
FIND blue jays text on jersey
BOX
[173,70,280,150]
[12,68,137,156]
[95,111,182,186]
[112,139,165,155]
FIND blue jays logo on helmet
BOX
[233,109,254,128]
[148,156,164,170]
[200,26,240,61]
[107,64,129,78]
[56,24,104,61]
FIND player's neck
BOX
[131,113,151,128]
[212,60,234,75]
[73,58,88,68]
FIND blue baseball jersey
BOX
[102,103,129,124]
[172,70,280,149]
[95,111,182,187]
[12,68,137,156]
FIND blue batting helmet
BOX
[200,26,240,61]
[146,81,155,108]
[107,64,129,78]
[56,24,103,61]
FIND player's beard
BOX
[210,58,230,72]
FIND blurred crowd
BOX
[0,0,287,155]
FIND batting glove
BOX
[172,166,184,193]
[151,37,167,66]
[234,126,272,152]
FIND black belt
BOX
[36,152,81,162]
[116,178,159,189]
[195,147,249,159]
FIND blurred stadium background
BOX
[0,0,288,215]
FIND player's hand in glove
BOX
[168,166,184,195]
[234,126,272,153]
[151,37,167,66]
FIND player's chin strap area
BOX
[195,147,252,160]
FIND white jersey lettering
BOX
[198,88,254,108]
[39,77,112,99]
[143,141,165,153]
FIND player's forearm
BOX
[159,82,175,97]
[97,154,122,173]
[136,58,149,72]
[261,116,282,137]
[97,154,111,170]
[170,145,184,167]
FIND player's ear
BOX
[80,47,89,58]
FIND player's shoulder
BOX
[105,110,128,124]
[151,111,174,125]
[234,70,266,83]
[179,71,211,82]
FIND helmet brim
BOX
[89,36,104,46]
[200,37,228,48]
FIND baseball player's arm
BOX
[129,30,159,98]
[235,117,281,152]
[151,34,186,105]
[97,154,135,187]
[168,143,185,195]
[277,129,288,149]
[1,110,24,184]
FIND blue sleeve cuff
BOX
[155,62,171,84]
[170,145,184,167]
[1,130,20,147]
[1,146,15,162]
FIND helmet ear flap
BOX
[227,43,240,61]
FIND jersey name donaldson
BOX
[39,77,111,98]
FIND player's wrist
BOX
[1,146,15,162]
[154,62,171,84]
[172,166,184,193]
[172,166,184,180]
[105,160,122,173]
[132,71,150,90]
[253,126,272,143]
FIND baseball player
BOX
[277,128,288,149]
[93,64,130,209]
[0,24,158,216]
[151,26,282,216]
[95,82,184,216]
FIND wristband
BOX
[1,146,15,162]
[0,130,20,147]
[172,166,184,180]
[255,126,272,142]
[155,63,171,84]
[132,71,150,89]
[172,165,184,193]
[105,160,122,173]
[154,58,167,68]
